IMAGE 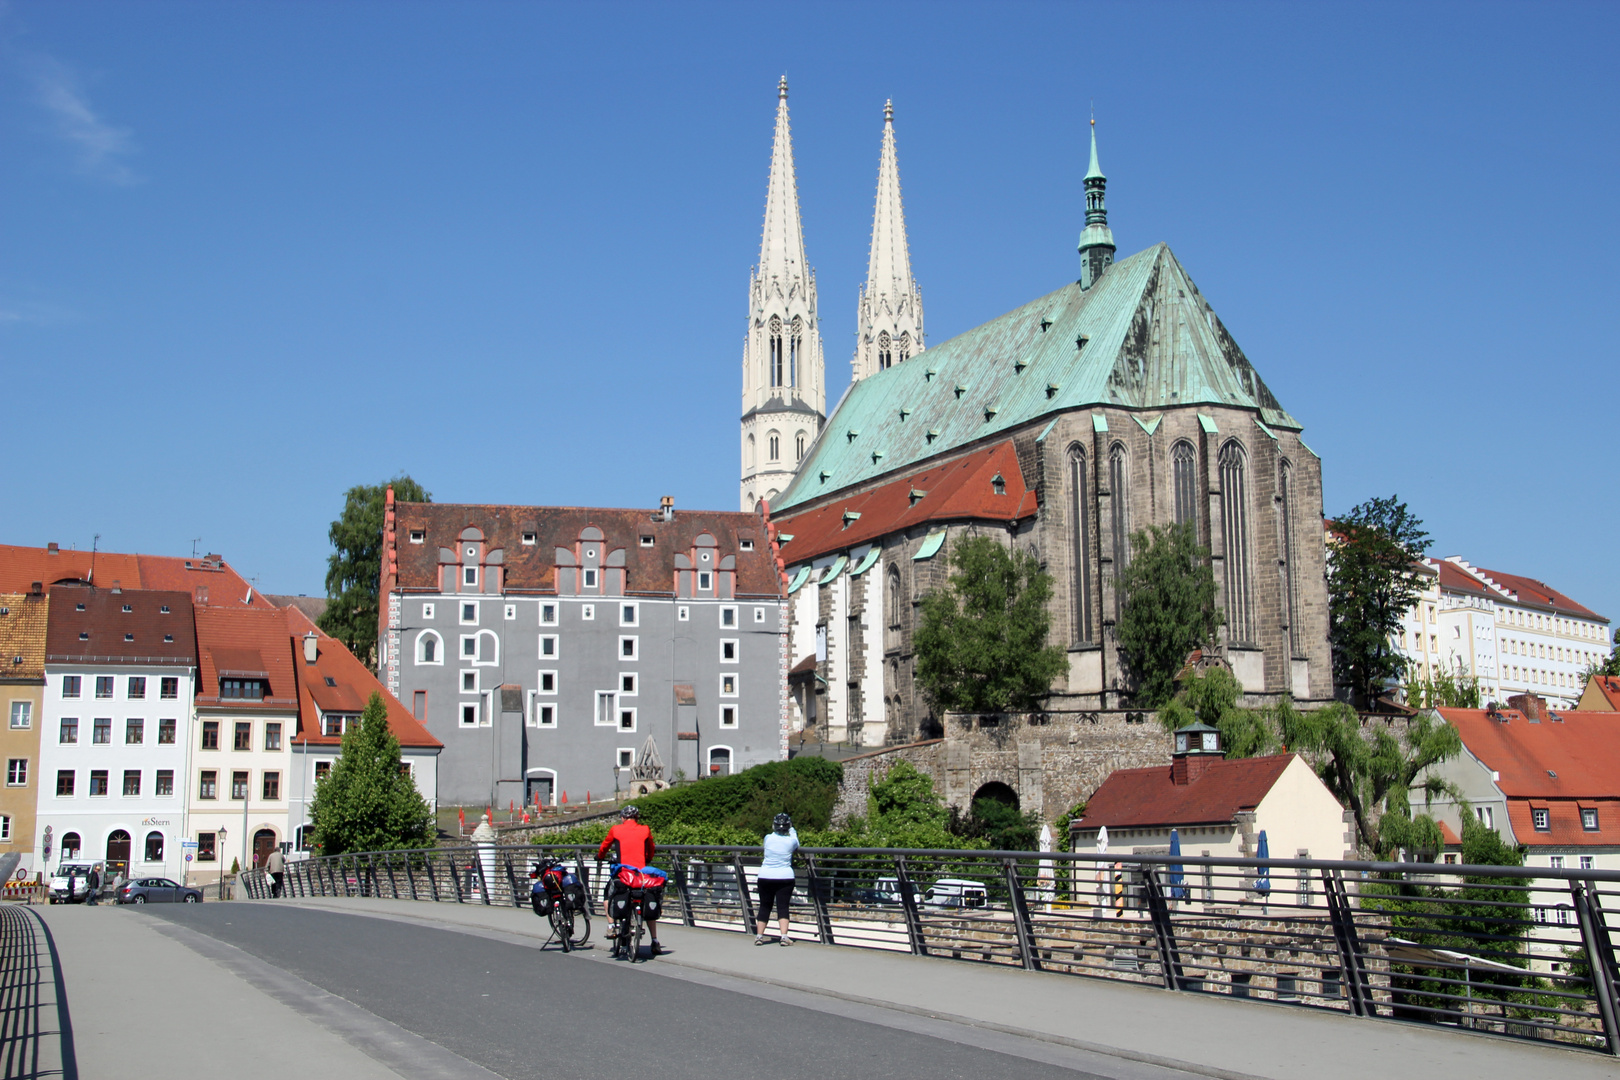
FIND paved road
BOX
[139,903,1170,1080]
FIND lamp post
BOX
[217,826,227,900]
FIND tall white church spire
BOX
[853,99,924,382]
[740,77,825,512]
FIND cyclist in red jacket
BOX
[598,805,660,953]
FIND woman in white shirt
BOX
[755,813,799,945]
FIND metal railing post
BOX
[1573,881,1620,1055]
[504,851,522,908]
[671,856,695,927]
[1141,868,1183,990]
[425,853,439,901]
[1322,868,1372,1017]
[731,853,756,931]
[475,849,492,905]
[450,854,465,903]
[803,853,833,945]
[894,856,927,957]
[1003,858,1040,972]
[365,854,376,897]
[403,854,417,900]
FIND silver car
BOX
[118,877,203,904]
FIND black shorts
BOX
[757,876,793,921]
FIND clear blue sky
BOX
[2,2,1616,622]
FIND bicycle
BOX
[601,862,664,963]
[532,858,591,952]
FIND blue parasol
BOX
[1168,829,1186,899]
[1255,829,1272,898]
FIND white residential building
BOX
[37,587,196,884]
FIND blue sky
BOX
[2,2,1616,622]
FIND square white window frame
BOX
[421,602,435,620]
[720,606,738,628]
[619,636,639,661]
[718,704,738,729]
[620,602,639,627]
[463,565,479,587]
[479,691,493,727]
[460,702,480,728]
[583,568,599,590]
[409,530,425,544]
[719,673,738,698]
[460,635,477,659]
[537,670,558,695]
[540,603,559,626]
[698,571,712,592]
[719,638,739,663]
[740,540,755,552]
[527,691,556,728]
[504,604,517,620]
[460,602,479,625]
[639,536,654,548]
[539,634,559,659]
[581,604,595,621]
[617,707,637,732]
[619,672,638,697]
[522,532,537,546]
[677,606,690,621]
[9,702,31,730]
[754,606,766,623]
[594,691,617,727]
[460,669,480,694]
[617,747,635,768]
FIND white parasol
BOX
[1094,825,1109,912]
[1036,824,1056,909]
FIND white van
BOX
[922,878,989,910]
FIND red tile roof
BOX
[282,606,440,749]
[194,606,300,711]
[44,587,197,667]
[772,440,1037,564]
[1075,754,1296,829]
[0,544,274,610]
[1435,560,1493,599]
[1439,707,1620,799]
[1439,820,1462,846]
[1505,799,1620,847]
[0,593,50,682]
[1466,565,1604,621]
[390,504,782,599]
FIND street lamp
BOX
[217,827,227,900]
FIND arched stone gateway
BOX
[972,781,1019,811]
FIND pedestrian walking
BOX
[65,868,77,904]
[86,863,101,907]
[266,846,286,898]
[754,813,799,946]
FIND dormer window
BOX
[409,530,425,543]
[583,568,598,589]
[992,473,1007,496]
[640,536,654,547]
[1532,808,1550,831]
[220,679,266,701]
[1583,808,1600,831]
[698,571,712,592]
[463,566,478,587]
[740,539,754,552]
[522,532,537,545]
[159,605,170,614]
[76,603,85,612]
[122,605,132,613]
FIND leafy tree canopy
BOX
[913,536,1066,714]
[1328,496,1430,708]
[1116,523,1223,707]
[320,475,430,671]
[1158,667,1281,759]
[310,692,435,856]
[1577,644,1620,689]
[1403,668,1482,710]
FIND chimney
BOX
[111,581,122,595]
[660,496,674,522]
[46,542,58,554]
[30,582,42,596]
[303,632,318,665]
[1507,693,1546,722]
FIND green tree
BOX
[956,796,1041,851]
[913,536,1066,714]
[310,692,435,856]
[1159,667,1281,758]
[1327,496,1430,708]
[1116,523,1223,706]
[1576,644,1620,689]
[1276,702,1461,858]
[320,475,430,671]
[1403,667,1482,709]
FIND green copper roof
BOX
[1085,125,1105,181]
[777,243,1302,512]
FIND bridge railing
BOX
[240,845,1620,1056]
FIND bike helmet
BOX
[773,813,792,834]
[621,805,639,821]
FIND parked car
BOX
[118,877,203,904]
[869,876,923,906]
[48,862,95,904]
[922,878,989,910]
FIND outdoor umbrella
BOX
[1094,826,1109,910]
[1168,828,1186,900]
[1255,829,1272,900]
[1037,824,1056,908]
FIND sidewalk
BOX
[271,895,1620,1080]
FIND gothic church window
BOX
[1108,444,1130,616]
[768,432,780,462]
[1278,460,1299,657]
[1219,441,1255,644]
[747,434,756,469]
[898,332,911,364]
[795,431,806,461]
[887,564,902,650]
[790,316,802,387]
[1068,445,1094,645]
[1172,441,1198,530]
[770,316,784,388]
[878,331,892,371]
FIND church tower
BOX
[1077,119,1116,289]
[853,101,924,382]
[741,77,826,512]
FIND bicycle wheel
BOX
[550,905,572,952]
[570,905,591,948]
[631,908,646,963]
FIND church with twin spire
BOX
[740,79,924,512]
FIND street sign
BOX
[185,854,193,863]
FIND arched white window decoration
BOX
[707,744,734,776]
[473,629,500,666]
[769,315,783,387]
[416,630,443,665]
[747,433,756,469]
[767,430,781,462]
[1218,441,1254,644]
[795,431,806,462]
[1068,444,1093,644]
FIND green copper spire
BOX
[1077,117,1115,289]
